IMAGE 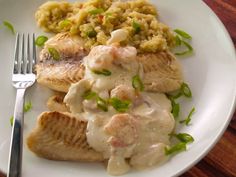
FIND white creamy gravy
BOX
[64,45,175,175]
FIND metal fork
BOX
[7,33,36,177]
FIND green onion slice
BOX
[174,133,194,143]
[92,69,111,76]
[166,92,182,100]
[10,116,13,126]
[175,35,182,46]
[174,29,192,39]
[24,101,32,113]
[165,142,187,155]
[109,97,131,112]
[167,94,180,118]
[132,21,141,34]
[96,97,108,112]
[132,75,144,91]
[167,82,191,99]
[3,21,15,34]
[83,90,97,100]
[171,92,183,99]
[181,82,192,98]
[48,47,60,61]
[179,107,195,125]
[35,35,48,47]
[175,40,193,56]
[89,8,104,15]
[105,12,113,17]
[59,19,72,29]
[86,30,97,38]
[172,102,180,118]
[104,12,113,21]
[168,96,180,118]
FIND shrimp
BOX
[112,46,137,71]
[104,113,138,147]
[84,45,138,71]
[110,85,138,102]
[84,45,115,71]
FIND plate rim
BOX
[0,0,236,176]
[173,1,236,176]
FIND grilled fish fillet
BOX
[37,32,182,93]
[27,111,104,162]
[137,51,183,92]
[36,32,87,92]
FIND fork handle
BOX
[7,89,26,177]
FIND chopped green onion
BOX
[59,19,72,29]
[24,101,32,113]
[175,40,193,56]
[132,21,141,34]
[96,97,108,112]
[132,75,144,91]
[174,133,194,143]
[168,96,180,118]
[105,12,113,17]
[48,47,60,61]
[174,28,193,56]
[3,21,15,34]
[170,92,183,99]
[10,116,13,126]
[83,90,97,100]
[165,142,186,155]
[175,35,182,46]
[180,107,195,125]
[181,82,192,98]
[89,8,104,15]
[35,35,48,47]
[86,30,97,38]
[92,69,111,76]
[172,102,180,118]
[104,12,113,21]
[174,29,192,39]
[109,97,131,112]
[167,82,191,100]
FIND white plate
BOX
[0,0,236,176]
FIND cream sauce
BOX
[64,44,175,175]
[83,45,139,92]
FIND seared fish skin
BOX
[36,32,87,92]
[27,111,104,162]
[137,51,183,92]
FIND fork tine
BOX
[13,33,19,74]
[24,33,30,74]
[30,33,36,73]
[19,34,25,74]
[33,34,36,64]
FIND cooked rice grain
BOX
[35,0,175,53]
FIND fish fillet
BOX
[137,51,183,92]
[27,111,104,162]
[36,32,87,92]
[36,33,182,93]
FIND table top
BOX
[1,0,236,177]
